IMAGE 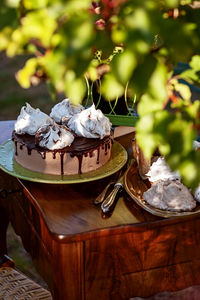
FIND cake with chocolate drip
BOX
[12,101,113,175]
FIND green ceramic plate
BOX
[0,139,127,184]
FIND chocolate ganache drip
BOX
[12,131,113,175]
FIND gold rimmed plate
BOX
[0,140,127,184]
[124,163,200,218]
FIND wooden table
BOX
[1,121,200,300]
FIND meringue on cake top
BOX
[67,104,111,139]
[35,123,74,150]
[50,98,84,124]
[15,103,54,135]
[12,100,113,175]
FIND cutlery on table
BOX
[101,176,124,213]
[94,181,115,205]
[94,155,133,213]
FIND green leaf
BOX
[0,4,18,30]
[174,83,191,101]
[40,51,66,92]
[0,27,13,51]
[164,0,179,8]
[137,94,164,115]
[16,57,38,88]
[136,114,157,158]
[21,9,57,48]
[190,55,200,71]
[167,117,195,156]
[180,69,200,84]
[129,55,157,97]
[179,158,198,188]
[148,63,168,100]
[136,113,154,133]
[64,71,87,104]
[185,101,200,119]
[23,0,48,10]
[64,0,91,13]
[125,8,150,30]
[69,20,94,50]
[111,24,127,44]
[136,132,158,159]
[112,50,137,84]
[101,73,124,101]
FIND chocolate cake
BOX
[12,131,112,175]
[12,101,113,176]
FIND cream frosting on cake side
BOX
[14,141,112,175]
[13,131,112,175]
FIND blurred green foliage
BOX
[0,0,200,188]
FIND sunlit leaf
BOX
[136,113,157,158]
[112,50,137,84]
[21,9,57,48]
[23,0,48,10]
[111,24,127,44]
[174,83,191,100]
[0,27,12,51]
[125,8,150,30]
[101,73,124,101]
[189,55,200,71]
[148,63,168,100]
[180,69,200,83]
[164,0,179,8]
[167,117,195,155]
[129,55,157,97]
[137,94,163,115]
[64,71,87,104]
[179,159,198,188]
[6,0,20,8]
[16,57,38,88]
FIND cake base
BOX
[12,131,112,175]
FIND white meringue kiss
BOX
[146,157,181,182]
[15,103,53,135]
[143,179,196,211]
[50,98,84,124]
[193,140,200,150]
[194,184,200,202]
[36,124,74,150]
[67,104,112,139]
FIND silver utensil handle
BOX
[94,182,115,205]
[101,183,123,213]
